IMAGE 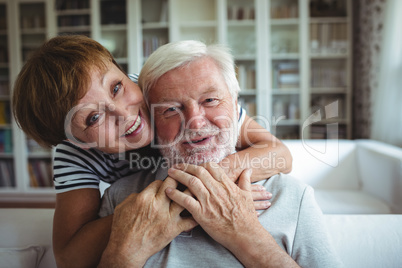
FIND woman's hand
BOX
[98,177,197,268]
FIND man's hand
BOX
[165,162,299,268]
[165,163,260,248]
[99,178,197,268]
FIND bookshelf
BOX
[0,0,353,205]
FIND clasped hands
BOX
[103,163,271,267]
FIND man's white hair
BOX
[138,40,240,103]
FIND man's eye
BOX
[163,107,179,117]
[204,98,218,105]
[112,82,122,95]
[86,113,100,126]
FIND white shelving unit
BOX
[0,0,353,204]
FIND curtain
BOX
[370,0,402,147]
[352,0,387,139]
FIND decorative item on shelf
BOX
[227,5,255,20]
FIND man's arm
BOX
[166,163,299,268]
[220,114,292,182]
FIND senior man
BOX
[98,41,342,268]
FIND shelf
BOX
[142,22,169,29]
[310,17,349,23]
[0,152,13,158]
[310,53,349,59]
[228,20,255,27]
[311,87,347,94]
[20,28,47,35]
[271,53,300,60]
[234,54,256,60]
[58,25,91,33]
[56,9,91,16]
[101,24,127,31]
[179,21,217,28]
[272,89,300,95]
[239,89,257,96]
[270,18,299,25]
[277,119,301,126]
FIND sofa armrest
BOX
[356,140,402,213]
[324,214,402,268]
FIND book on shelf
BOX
[0,81,9,96]
[227,5,255,20]
[0,129,12,153]
[311,62,347,88]
[270,3,298,19]
[272,61,299,89]
[159,0,168,22]
[0,160,15,187]
[56,0,89,11]
[28,160,53,188]
[238,97,256,117]
[143,36,168,58]
[0,101,10,125]
[310,23,348,54]
[236,64,256,90]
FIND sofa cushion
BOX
[315,190,391,214]
[0,245,45,268]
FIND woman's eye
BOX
[86,113,100,126]
[112,82,122,96]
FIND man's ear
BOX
[235,98,239,120]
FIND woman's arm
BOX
[53,189,113,268]
[220,114,293,182]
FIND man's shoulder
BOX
[257,173,311,194]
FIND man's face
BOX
[148,57,239,166]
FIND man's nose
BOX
[185,105,206,130]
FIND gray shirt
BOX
[99,170,343,268]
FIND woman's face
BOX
[67,62,153,154]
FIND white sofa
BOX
[283,139,402,214]
[1,139,401,268]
